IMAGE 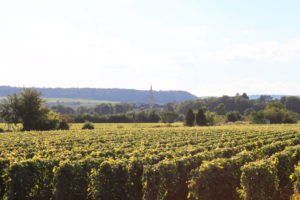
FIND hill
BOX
[0,86,198,104]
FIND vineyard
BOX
[1,123,300,200]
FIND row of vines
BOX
[1,124,300,199]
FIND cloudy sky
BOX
[0,0,300,96]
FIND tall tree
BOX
[195,108,207,126]
[242,93,249,99]
[185,109,195,126]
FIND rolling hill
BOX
[0,86,198,104]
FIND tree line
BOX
[48,93,300,125]
[1,89,300,131]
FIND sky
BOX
[0,0,300,96]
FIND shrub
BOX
[160,111,179,123]
[249,110,264,124]
[240,159,279,200]
[226,111,242,122]
[205,111,217,126]
[292,163,300,197]
[82,121,94,130]
[0,128,3,133]
[58,120,70,130]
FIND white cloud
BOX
[170,27,208,38]
[194,78,300,96]
[201,40,300,63]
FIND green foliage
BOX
[185,109,195,126]
[215,103,226,115]
[58,119,70,130]
[249,110,265,124]
[82,121,94,129]
[0,159,9,199]
[54,162,91,200]
[79,103,135,116]
[74,109,162,123]
[51,105,75,115]
[160,111,179,123]
[0,89,63,131]
[94,103,114,116]
[188,152,252,200]
[113,103,134,114]
[1,125,300,199]
[90,160,129,200]
[0,128,3,133]
[135,110,148,123]
[244,108,254,116]
[226,111,242,122]
[240,159,279,200]
[0,94,20,127]
[250,101,299,124]
[175,95,251,115]
[273,148,300,192]
[147,109,161,123]
[292,162,300,194]
[204,111,217,126]
[35,110,61,131]
[7,159,57,200]
[162,103,175,112]
[195,108,207,126]
[282,96,300,115]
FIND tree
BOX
[0,89,64,131]
[160,111,178,123]
[215,103,226,115]
[258,95,273,103]
[264,101,298,124]
[249,101,298,124]
[147,109,160,122]
[76,106,92,115]
[0,94,20,130]
[185,109,195,126]
[51,105,75,115]
[205,111,217,126]
[135,110,148,122]
[249,110,264,124]
[94,103,114,115]
[282,96,300,115]
[113,103,134,114]
[162,103,175,112]
[226,111,242,122]
[195,108,207,126]
[242,93,249,99]
[17,89,50,130]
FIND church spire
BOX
[149,84,154,109]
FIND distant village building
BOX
[134,85,163,111]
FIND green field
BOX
[1,123,300,199]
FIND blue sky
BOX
[0,0,300,96]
